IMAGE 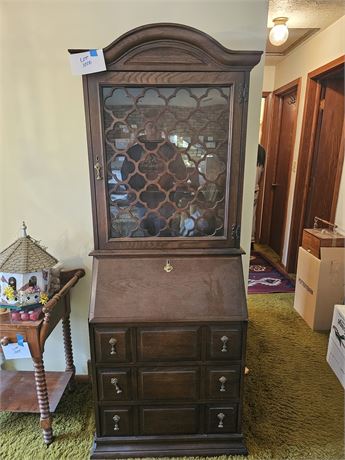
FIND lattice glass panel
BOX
[102,86,231,238]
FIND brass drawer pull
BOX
[220,335,229,352]
[219,376,227,392]
[110,377,122,394]
[113,414,120,431]
[217,412,225,428]
[109,337,117,355]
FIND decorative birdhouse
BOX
[0,223,59,309]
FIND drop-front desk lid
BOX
[89,256,247,323]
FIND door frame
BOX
[255,91,272,244]
[286,55,345,273]
[259,78,301,260]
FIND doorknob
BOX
[272,183,279,188]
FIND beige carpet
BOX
[0,293,343,459]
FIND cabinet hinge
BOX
[238,83,249,104]
[231,224,241,240]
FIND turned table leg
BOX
[33,357,53,445]
[62,294,76,390]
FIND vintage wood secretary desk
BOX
[76,23,261,458]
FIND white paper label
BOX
[69,49,106,76]
[2,342,32,360]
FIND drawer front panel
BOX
[137,327,200,361]
[94,327,131,363]
[98,368,132,401]
[206,366,241,399]
[138,367,199,400]
[302,231,320,258]
[140,406,199,435]
[208,326,242,360]
[207,404,238,433]
[100,406,133,436]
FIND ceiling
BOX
[266,0,345,64]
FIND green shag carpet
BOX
[0,293,343,460]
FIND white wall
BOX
[262,65,276,92]
[0,0,268,374]
[273,15,345,264]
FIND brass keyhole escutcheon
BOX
[94,156,103,180]
[164,259,173,273]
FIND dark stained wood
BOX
[82,23,261,458]
[260,79,300,257]
[0,370,73,412]
[207,325,242,360]
[98,368,132,401]
[101,406,134,436]
[138,367,199,400]
[207,404,238,433]
[287,56,345,272]
[72,23,262,71]
[85,70,247,251]
[304,76,344,226]
[206,366,241,399]
[137,327,201,361]
[90,257,247,323]
[139,406,199,435]
[94,327,131,363]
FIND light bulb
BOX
[269,17,289,47]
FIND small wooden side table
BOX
[0,268,85,445]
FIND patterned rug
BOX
[248,251,295,294]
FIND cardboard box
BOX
[294,246,345,330]
[327,305,345,389]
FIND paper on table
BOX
[2,342,32,360]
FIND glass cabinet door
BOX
[102,86,231,240]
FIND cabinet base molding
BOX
[90,435,248,458]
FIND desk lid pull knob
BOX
[164,260,173,273]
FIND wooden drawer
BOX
[206,366,241,399]
[0,328,27,344]
[302,230,321,258]
[100,406,133,436]
[138,367,199,401]
[207,325,242,360]
[94,327,131,363]
[97,368,132,401]
[206,404,238,433]
[137,326,200,361]
[139,406,199,435]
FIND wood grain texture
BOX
[90,257,247,323]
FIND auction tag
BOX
[2,342,32,360]
[69,49,106,76]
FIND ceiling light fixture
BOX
[269,17,289,46]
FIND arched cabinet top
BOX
[69,23,262,72]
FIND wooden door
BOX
[287,56,345,273]
[304,73,344,227]
[260,80,300,258]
